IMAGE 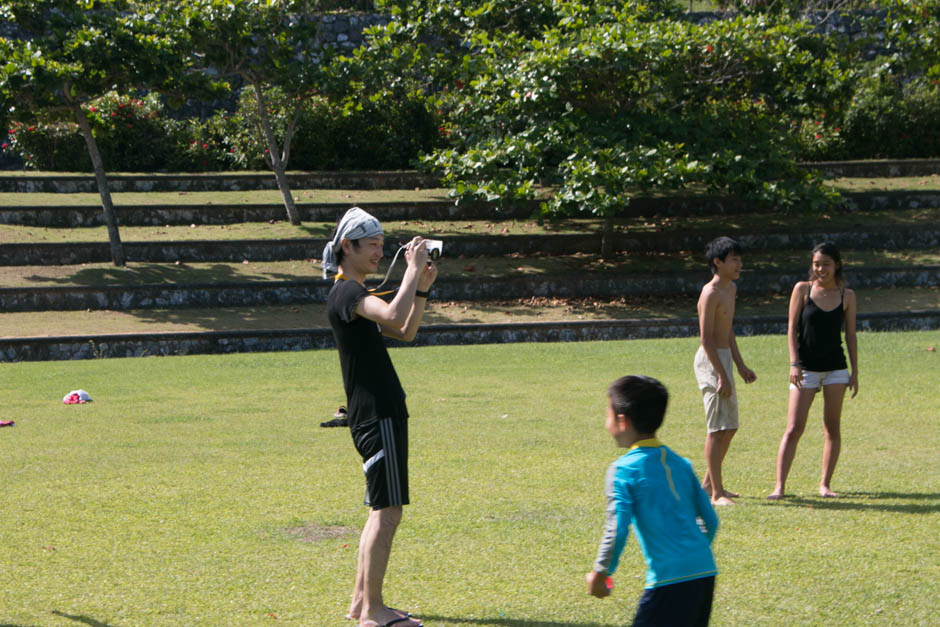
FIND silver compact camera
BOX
[425,239,443,261]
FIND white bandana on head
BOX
[321,207,383,278]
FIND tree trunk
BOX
[600,214,615,259]
[72,102,125,266]
[251,81,302,226]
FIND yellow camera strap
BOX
[333,273,397,297]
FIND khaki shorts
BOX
[694,345,739,432]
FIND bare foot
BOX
[766,492,785,500]
[819,487,839,498]
[713,495,737,506]
[704,482,739,499]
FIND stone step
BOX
[2,226,938,266]
[800,159,940,178]
[1,309,936,362]
[1,266,936,313]
[0,171,440,194]
[0,160,937,194]
[2,189,939,227]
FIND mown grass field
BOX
[3,209,938,246]
[0,173,937,206]
[1,332,937,626]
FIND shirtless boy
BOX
[694,237,757,505]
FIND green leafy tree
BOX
[173,0,337,225]
[0,0,191,266]
[365,0,847,255]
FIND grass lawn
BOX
[2,208,940,244]
[0,287,938,338]
[0,188,454,207]
[0,332,937,626]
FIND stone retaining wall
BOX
[2,266,936,313]
[2,226,937,266]
[0,171,437,194]
[1,311,936,362]
[801,160,940,178]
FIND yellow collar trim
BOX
[630,438,663,450]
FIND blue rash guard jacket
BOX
[593,438,719,588]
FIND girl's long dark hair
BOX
[810,241,844,287]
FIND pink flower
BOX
[202,143,208,149]
[1,142,7,149]
[815,133,822,139]
[27,126,35,131]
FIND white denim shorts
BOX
[789,368,850,390]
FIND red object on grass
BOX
[0,420,15,427]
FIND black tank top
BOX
[797,288,847,372]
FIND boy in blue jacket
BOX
[586,375,719,626]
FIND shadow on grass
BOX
[23,263,301,287]
[50,611,118,627]
[297,223,335,238]
[416,616,620,627]
[762,491,940,514]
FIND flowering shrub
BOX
[792,77,940,161]
[87,92,179,171]
[794,113,845,161]
[4,120,88,170]
[3,87,440,172]
[3,92,178,171]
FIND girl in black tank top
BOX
[797,288,848,372]
[769,242,859,501]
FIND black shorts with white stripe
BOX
[353,416,409,509]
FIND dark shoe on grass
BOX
[320,406,348,427]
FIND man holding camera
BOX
[323,207,437,627]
